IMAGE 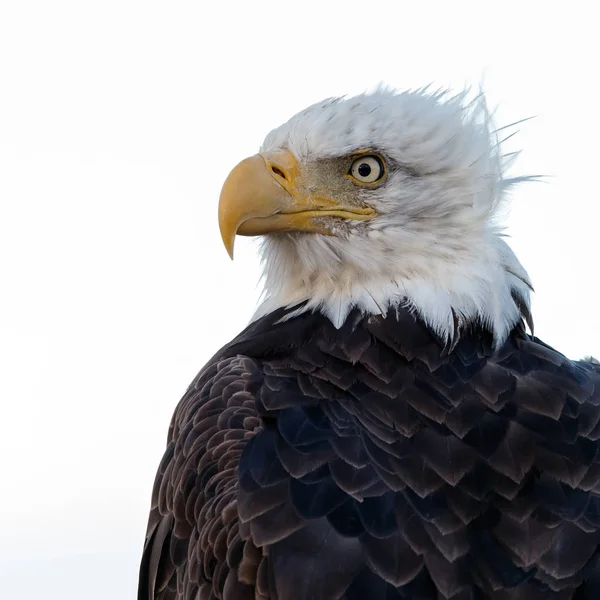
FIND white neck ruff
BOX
[253,231,532,347]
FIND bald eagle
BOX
[138,88,600,600]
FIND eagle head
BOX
[218,88,533,345]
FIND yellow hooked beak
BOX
[218,150,376,258]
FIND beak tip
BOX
[222,234,235,260]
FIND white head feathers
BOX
[252,87,534,346]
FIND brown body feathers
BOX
[138,306,600,599]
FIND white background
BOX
[1,1,598,598]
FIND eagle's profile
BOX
[138,88,600,599]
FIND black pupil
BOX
[358,163,372,177]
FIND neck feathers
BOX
[253,232,532,348]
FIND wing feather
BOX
[139,307,600,599]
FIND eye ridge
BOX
[348,154,386,184]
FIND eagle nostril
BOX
[271,166,287,180]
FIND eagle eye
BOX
[348,155,385,184]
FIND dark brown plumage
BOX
[138,305,600,599]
